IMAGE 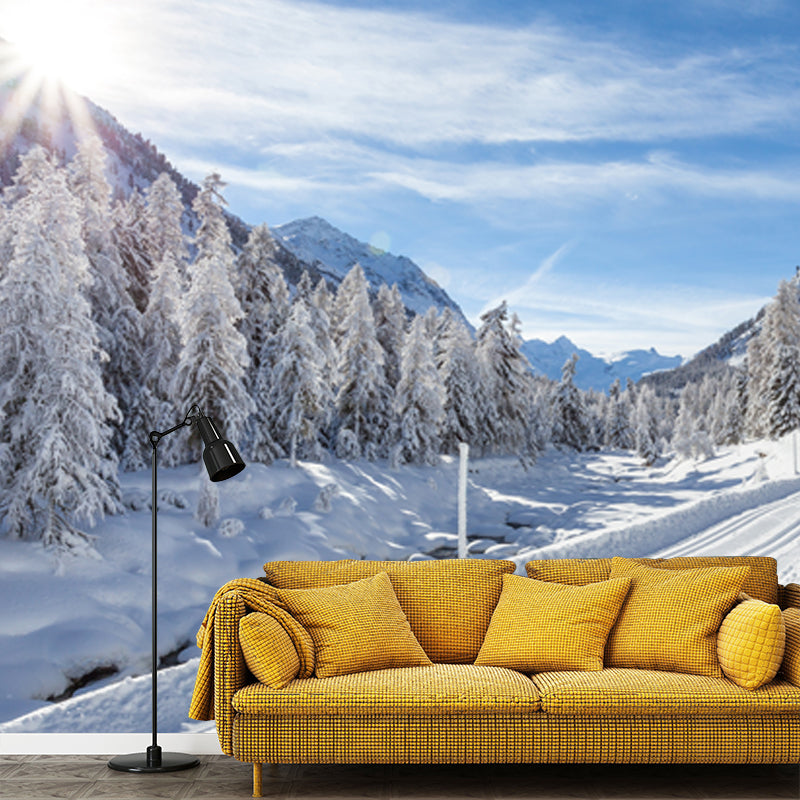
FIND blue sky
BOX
[2,0,800,358]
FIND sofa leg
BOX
[252,762,262,798]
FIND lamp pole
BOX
[109,405,245,773]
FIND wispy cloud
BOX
[180,143,800,216]
[495,242,573,309]
[72,0,800,151]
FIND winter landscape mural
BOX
[0,0,799,734]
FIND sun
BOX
[1,0,115,97]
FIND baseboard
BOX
[0,733,224,755]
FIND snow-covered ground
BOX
[3,437,800,733]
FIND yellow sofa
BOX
[189,556,800,798]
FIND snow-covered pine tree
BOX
[236,222,289,375]
[423,306,440,342]
[308,277,338,449]
[248,350,285,466]
[436,308,483,455]
[374,283,406,392]
[235,223,291,460]
[68,133,143,452]
[552,354,592,451]
[172,173,254,465]
[759,279,800,438]
[120,173,192,469]
[309,277,337,385]
[634,385,660,465]
[745,330,768,439]
[391,314,445,466]
[604,378,634,450]
[0,147,121,551]
[672,383,696,458]
[112,188,151,313]
[144,173,188,281]
[582,389,606,452]
[672,382,714,460]
[268,296,332,467]
[718,369,747,445]
[474,302,535,457]
[704,371,730,445]
[334,263,391,459]
[529,377,556,453]
[113,190,155,470]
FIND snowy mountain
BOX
[0,57,466,322]
[641,313,761,395]
[275,216,468,322]
[521,335,683,393]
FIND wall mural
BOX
[0,0,799,733]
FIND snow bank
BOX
[514,476,800,565]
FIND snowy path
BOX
[655,488,800,573]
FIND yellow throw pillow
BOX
[264,558,515,663]
[474,574,632,672]
[717,597,785,690]
[782,608,800,686]
[279,571,432,678]
[239,613,301,689]
[606,557,749,677]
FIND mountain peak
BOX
[274,216,467,323]
[521,337,682,392]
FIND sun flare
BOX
[1,0,115,97]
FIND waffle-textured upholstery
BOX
[263,558,515,663]
[190,558,800,798]
[232,664,540,715]
[278,572,432,677]
[475,574,631,671]
[604,558,749,676]
[533,668,800,715]
[232,712,800,765]
[717,597,785,689]
[525,556,779,603]
[239,613,301,689]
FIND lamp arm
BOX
[149,404,204,449]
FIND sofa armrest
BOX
[189,581,315,756]
[782,608,800,687]
[781,583,800,610]
[212,591,251,755]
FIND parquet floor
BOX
[0,755,797,799]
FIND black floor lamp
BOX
[108,404,245,773]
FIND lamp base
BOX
[108,746,199,773]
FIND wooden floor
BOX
[0,755,797,799]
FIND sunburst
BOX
[0,0,116,150]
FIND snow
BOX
[2,437,800,733]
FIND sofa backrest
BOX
[525,556,778,604]
[263,558,516,663]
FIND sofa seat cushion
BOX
[532,668,800,716]
[232,663,540,716]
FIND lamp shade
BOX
[196,413,246,482]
